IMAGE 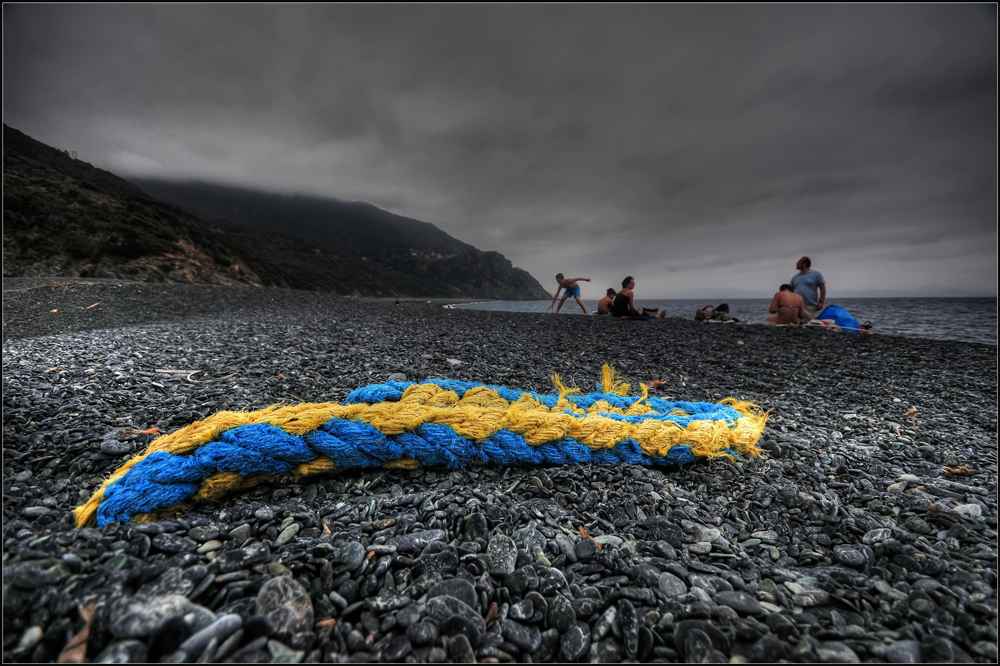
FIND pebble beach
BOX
[2,278,997,664]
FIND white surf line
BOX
[443,301,501,309]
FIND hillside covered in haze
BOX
[2,125,550,299]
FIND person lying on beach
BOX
[611,276,666,320]
[597,288,617,315]
[548,273,591,314]
[768,284,805,325]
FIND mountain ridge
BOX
[2,124,550,299]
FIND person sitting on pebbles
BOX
[611,276,666,320]
[597,288,617,315]
[768,283,805,326]
[548,273,591,314]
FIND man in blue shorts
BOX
[548,273,591,314]
[790,256,826,323]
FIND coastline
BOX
[2,279,997,663]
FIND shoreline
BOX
[2,279,997,663]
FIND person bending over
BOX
[548,273,591,314]
[612,276,666,320]
[597,288,617,315]
[768,284,805,325]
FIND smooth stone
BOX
[427,578,477,610]
[593,535,623,548]
[887,640,922,663]
[512,527,546,552]
[792,590,831,607]
[589,639,623,663]
[267,639,304,664]
[688,541,712,555]
[463,513,489,541]
[658,572,688,597]
[196,540,222,554]
[546,595,576,633]
[561,622,591,661]
[693,527,722,543]
[109,594,193,638]
[751,530,779,542]
[93,640,149,663]
[255,577,314,639]
[389,529,448,553]
[488,534,517,574]
[863,528,892,544]
[339,541,365,571]
[574,538,598,561]
[447,634,475,663]
[275,524,300,546]
[592,606,617,641]
[178,614,243,656]
[501,620,542,652]
[815,641,860,663]
[228,524,252,543]
[375,636,412,662]
[16,627,43,651]
[406,622,438,645]
[425,596,486,648]
[509,599,533,621]
[833,544,873,568]
[555,534,578,563]
[714,591,763,615]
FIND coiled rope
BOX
[74,366,767,527]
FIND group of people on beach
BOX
[767,255,826,325]
[547,255,864,329]
[548,273,666,320]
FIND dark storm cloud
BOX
[3,4,996,297]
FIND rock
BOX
[93,640,149,663]
[339,541,365,571]
[109,594,193,638]
[389,529,448,553]
[593,535,623,548]
[427,578,478,609]
[426,596,486,648]
[546,595,576,633]
[447,634,475,663]
[658,572,688,597]
[179,614,243,656]
[714,590,763,615]
[375,636,412,662]
[406,622,438,645]
[815,641,860,663]
[863,528,892,544]
[255,577,314,639]
[589,639,623,663]
[501,619,542,652]
[275,523,300,546]
[463,513,489,541]
[833,544,873,568]
[512,526,546,552]
[887,640,922,663]
[228,523,252,543]
[488,534,517,574]
[574,538,598,561]
[561,622,590,661]
[555,534,578,563]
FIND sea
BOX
[446,298,998,346]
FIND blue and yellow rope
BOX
[74,366,767,527]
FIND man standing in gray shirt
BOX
[790,256,826,323]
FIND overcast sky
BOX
[4,4,997,298]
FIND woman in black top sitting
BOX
[612,276,666,319]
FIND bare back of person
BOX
[770,289,804,325]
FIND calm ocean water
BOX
[448,298,998,346]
